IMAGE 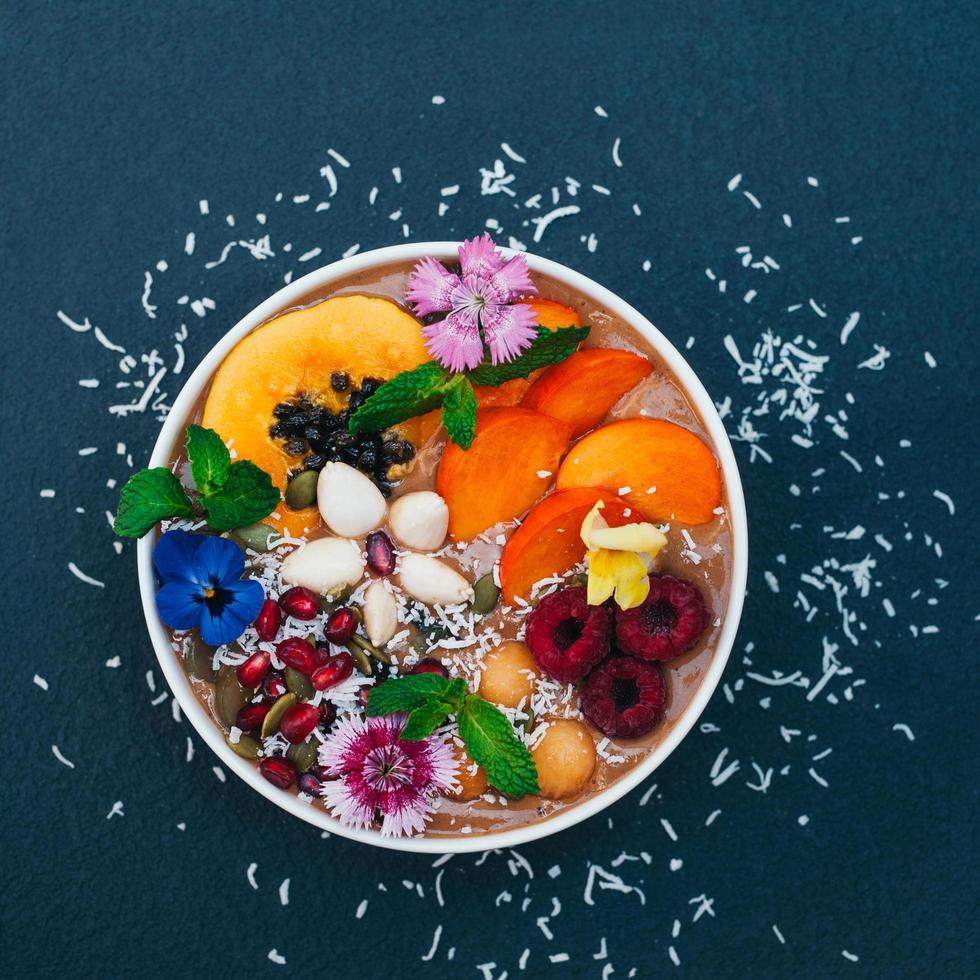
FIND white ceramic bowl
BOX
[138,242,748,854]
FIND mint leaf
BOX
[349,361,449,435]
[467,325,590,386]
[366,673,451,716]
[186,425,230,496]
[441,376,477,449]
[401,700,454,741]
[202,460,280,531]
[114,468,193,538]
[458,695,539,796]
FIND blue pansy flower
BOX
[154,530,264,646]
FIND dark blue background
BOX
[3,3,978,978]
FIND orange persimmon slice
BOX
[521,348,653,438]
[555,418,722,525]
[436,407,573,541]
[499,488,632,604]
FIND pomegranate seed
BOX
[278,586,319,621]
[311,652,355,691]
[279,703,321,744]
[324,607,357,645]
[237,651,271,688]
[253,598,282,641]
[313,641,332,666]
[259,757,297,790]
[366,530,397,576]
[236,702,271,732]
[320,701,337,730]
[276,637,316,675]
[311,763,335,782]
[263,673,287,698]
[298,772,322,796]
[412,658,449,678]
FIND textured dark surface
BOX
[3,2,978,978]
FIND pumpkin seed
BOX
[285,667,314,701]
[227,733,261,759]
[346,641,373,676]
[317,583,354,614]
[221,531,248,553]
[409,633,429,656]
[184,635,218,682]
[471,573,500,615]
[234,522,279,552]
[287,739,319,774]
[261,692,297,737]
[351,632,390,665]
[214,667,252,727]
[522,710,535,735]
[285,470,319,510]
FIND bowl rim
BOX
[137,241,748,854]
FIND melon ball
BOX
[446,744,489,801]
[531,719,597,800]
[479,641,538,708]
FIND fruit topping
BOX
[615,573,709,661]
[499,488,631,605]
[277,586,319,621]
[201,295,431,535]
[556,418,722,525]
[276,637,316,675]
[259,757,297,790]
[311,652,355,691]
[479,641,538,708]
[436,407,573,540]
[235,702,271,733]
[324,607,357,645]
[521,348,653,437]
[580,656,666,739]
[253,598,282,641]
[531,719,596,799]
[279,703,322,744]
[525,586,612,682]
[445,744,489,801]
[236,651,271,688]
[411,658,449,677]
[388,491,449,551]
[365,530,397,576]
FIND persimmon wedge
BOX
[521,348,653,437]
[556,418,722,525]
[473,299,583,408]
[436,407,573,541]
[499,488,632,604]
[201,295,429,536]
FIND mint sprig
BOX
[114,425,280,539]
[366,674,538,796]
[348,324,590,450]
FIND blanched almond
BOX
[317,462,387,537]
[398,553,474,606]
[280,537,364,596]
[363,579,398,647]
[388,491,449,551]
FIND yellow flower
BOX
[580,501,667,610]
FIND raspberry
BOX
[580,656,666,739]
[525,586,612,682]
[615,574,709,661]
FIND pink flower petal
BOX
[482,302,540,364]
[422,308,485,372]
[486,254,536,302]
[458,232,505,280]
[406,257,459,316]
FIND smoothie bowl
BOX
[124,237,747,853]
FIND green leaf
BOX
[458,695,539,797]
[365,673,452,716]
[201,460,280,531]
[441,376,478,449]
[114,468,194,538]
[467,325,591,386]
[185,425,230,496]
[348,361,449,435]
[400,700,454,741]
